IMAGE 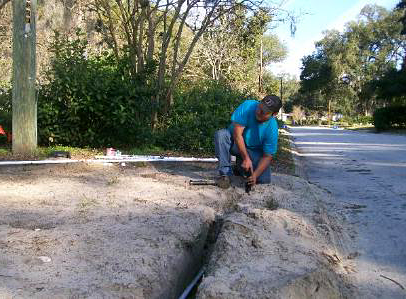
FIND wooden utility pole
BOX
[12,0,37,155]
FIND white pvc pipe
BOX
[0,155,217,166]
[92,155,217,163]
[0,159,80,166]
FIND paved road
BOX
[290,126,406,298]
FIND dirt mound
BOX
[0,163,355,298]
[0,163,221,298]
[196,174,356,299]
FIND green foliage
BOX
[0,135,6,145]
[38,30,156,148]
[373,68,406,105]
[357,115,373,125]
[35,145,102,158]
[157,81,248,153]
[125,145,165,156]
[373,106,406,131]
[295,4,405,116]
[261,34,287,65]
[194,6,285,92]
[340,115,373,126]
[37,30,252,154]
[263,73,299,114]
[0,82,12,132]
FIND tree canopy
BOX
[294,3,406,117]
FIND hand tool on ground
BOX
[189,171,253,194]
[50,151,71,159]
[189,179,217,186]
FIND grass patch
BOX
[0,148,9,155]
[107,176,119,185]
[265,197,279,210]
[346,124,375,131]
[123,145,213,158]
[77,195,99,217]
[273,130,295,175]
[124,145,165,156]
[0,145,103,161]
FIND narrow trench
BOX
[176,215,224,299]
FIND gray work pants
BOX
[214,129,271,183]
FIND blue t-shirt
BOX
[228,100,278,155]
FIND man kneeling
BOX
[214,95,282,189]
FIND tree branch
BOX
[0,0,11,11]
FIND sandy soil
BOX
[0,161,356,298]
[197,174,357,299]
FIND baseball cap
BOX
[261,95,282,114]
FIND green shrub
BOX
[340,116,354,126]
[356,115,373,125]
[0,134,7,145]
[37,30,275,154]
[38,30,155,148]
[277,119,285,128]
[373,106,406,131]
[339,115,373,126]
[0,82,12,133]
[156,81,248,153]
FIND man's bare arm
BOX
[233,123,253,172]
[248,154,273,185]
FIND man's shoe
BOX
[216,175,231,189]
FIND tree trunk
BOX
[12,0,37,155]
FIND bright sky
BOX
[270,0,399,78]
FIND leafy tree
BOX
[296,50,336,115]
[296,4,406,117]
[341,5,404,114]
[38,31,155,147]
[396,0,406,35]
[91,0,272,125]
[370,1,406,105]
[372,68,406,105]
[192,6,286,93]
[262,72,298,113]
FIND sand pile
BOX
[0,162,355,298]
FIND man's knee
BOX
[215,129,231,142]
[257,176,271,184]
[257,168,271,184]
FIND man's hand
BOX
[233,124,252,171]
[247,155,273,187]
[241,158,253,174]
[247,172,257,186]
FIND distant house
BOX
[332,113,343,121]
[279,113,292,122]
